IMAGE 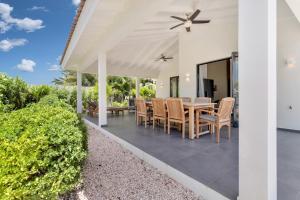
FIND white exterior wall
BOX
[277,1,300,131]
[156,56,179,98]
[178,22,238,99]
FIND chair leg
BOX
[228,124,231,139]
[164,119,167,133]
[145,116,147,128]
[177,123,181,132]
[168,120,171,135]
[216,126,220,144]
[153,118,155,129]
[182,123,185,139]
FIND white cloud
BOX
[48,64,61,71]
[28,6,49,12]
[17,59,36,72]
[0,3,45,33]
[0,38,28,52]
[12,18,44,32]
[72,0,81,6]
[0,21,11,33]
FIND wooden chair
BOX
[135,98,152,128]
[87,101,98,117]
[166,98,189,138]
[194,97,212,137]
[152,98,167,132]
[180,97,192,103]
[194,97,211,104]
[199,97,235,143]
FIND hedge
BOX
[0,95,87,199]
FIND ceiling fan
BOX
[170,9,210,32]
[156,54,173,62]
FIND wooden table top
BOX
[145,101,215,109]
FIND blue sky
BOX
[0,0,80,85]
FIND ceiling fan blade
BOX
[171,16,186,22]
[186,27,191,32]
[192,20,210,24]
[165,57,173,60]
[189,9,201,20]
[170,23,184,30]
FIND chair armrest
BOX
[184,110,189,114]
[199,109,213,114]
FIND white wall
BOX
[178,21,238,99]
[156,56,179,98]
[277,0,300,130]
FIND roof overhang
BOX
[61,0,238,78]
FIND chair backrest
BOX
[166,98,185,121]
[217,97,235,121]
[152,98,166,118]
[135,97,147,114]
[180,97,192,103]
[194,97,211,104]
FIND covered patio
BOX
[84,112,300,200]
[85,112,239,199]
[60,0,300,199]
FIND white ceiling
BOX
[62,0,238,78]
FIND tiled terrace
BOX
[85,112,300,200]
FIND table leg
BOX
[195,110,199,138]
[189,106,195,139]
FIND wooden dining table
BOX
[145,101,215,139]
[183,102,215,139]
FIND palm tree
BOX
[52,70,96,86]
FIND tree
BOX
[52,70,97,86]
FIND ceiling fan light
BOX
[184,20,192,28]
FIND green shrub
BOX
[0,73,29,110]
[0,95,87,200]
[111,101,128,107]
[140,83,156,100]
[51,88,69,102]
[38,94,74,112]
[27,85,53,104]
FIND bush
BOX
[0,95,87,199]
[140,84,156,100]
[27,85,53,104]
[0,73,29,111]
[51,88,69,102]
[111,101,128,107]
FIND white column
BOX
[136,78,140,98]
[76,72,82,114]
[98,53,107,126]
[239,0,277,200]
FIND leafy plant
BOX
[140,83,156,100]
[111,101,128,107]
[0,73,29,111]
[27,85,53,104]
[0,95,87,200]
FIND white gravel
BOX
[79,126,203,200]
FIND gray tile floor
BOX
[85,113,300,200]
